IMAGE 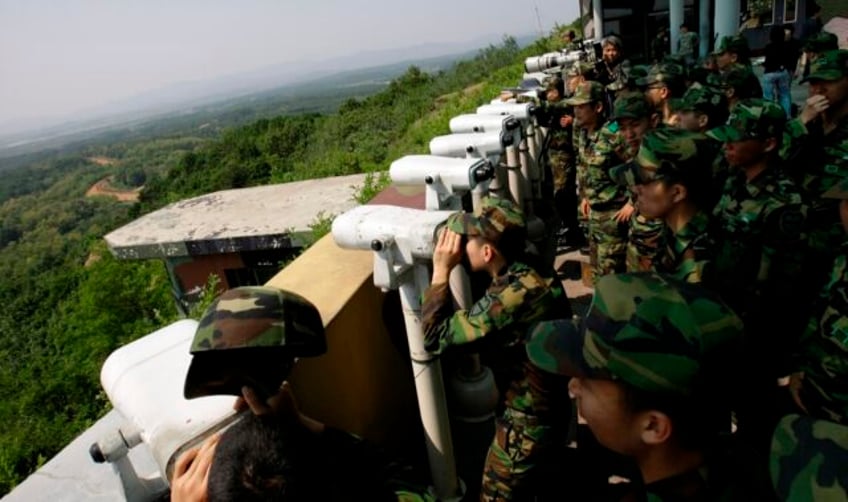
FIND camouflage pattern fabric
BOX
[626,213,665,273]
[636,61,686,88]
[719,63,762,102]
[795,249,848,425]
[578,121,629,209]
[657,210,714,283]
[588,208,628,282]
[709,165,806,320]
[770,414,848,501]
[801,49,848,83]
[480,409,558,502]
[525,272,743,396]
[610,91,652,121]
[713,35,750,58]
[537,101,574,192]
[803,31,839,54]
[446,196,525,244]
[614,128,714,185]
[184,286,326,398]
[422,260,571,502]
[564,61,597,79]
[708,98,786,143]
[677,31,699,60]
[677,83,728,127]
[564,80,605,106]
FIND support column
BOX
[670,0,684,57]
[714,0,740,48]
[592,0,603,39]
[699,0,711,57]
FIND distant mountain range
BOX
[0,32,537,158]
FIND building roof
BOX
[104,173,368,260]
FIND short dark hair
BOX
[621,384,729,451]
[207,416,391,501]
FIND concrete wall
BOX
[265,234,423,456]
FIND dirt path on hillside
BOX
[86,176,142,202]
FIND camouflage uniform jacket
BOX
[795,247,848,425]
[710,166,807,344]
[574,121,630,209]
[422,262,571,416]
[656,210,714,284]
[781,117,848,253]
[538,101,575,192]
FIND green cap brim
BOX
[706,124,745,142]
[822,183,848,200]
[525,319,595,377]
[564,97,592,106]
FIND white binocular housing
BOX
[476,102,535,122]
[449,114,522,134]
[332,205,455,290]
[390,155,495,210]
[429,130,516,161]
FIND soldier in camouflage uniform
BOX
[770,414,848,501]
[713,35,753,71]
[175,287,436,502]
[607,92,667,273]
[567,81,633,282]
[716,63,763,110]
[564,61,597,95]
[613,128,716,283]
[638,61,686,126]
[674,83,728,133]
[536,76,581,248]
[788,178,848,426]
[707,99,808,452]
[525,273,773,500]
[782,50,848,299]
[421,196,572,502]
[797,31,839,81]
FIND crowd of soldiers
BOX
[169,32,848,502]
[446,31,848,500]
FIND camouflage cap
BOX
[184,286,326,399]
[707,98,786,143]
[564,80,606,106]
[677,84,727,113]
[610,92,652,121]
[525,273,743,396]
[803,31,839,53]
[637,62,685,87]
[802,49,848,83]
[564,61,596,78]
[822,177,848,199]
[446,196,525,243]
[611,128,713,186]
[770,414,848,501]
[720,63,757,91]
[713,35,749,56]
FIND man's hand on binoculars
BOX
[432,228,463,285]
[171,432,220,502]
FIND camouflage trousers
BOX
[548,151,573,192]
[480,408,556,502]
[588,207,628,283]
[626,212,665,273]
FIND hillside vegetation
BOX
[0,25,570,494]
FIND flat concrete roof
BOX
[105,173,368,260]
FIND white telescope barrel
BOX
[476,102,535,121]
[100,319,238,483]
[449,114,521,134]
[390,155,493,191]
[332,205,454,261]
[429,131,511,159]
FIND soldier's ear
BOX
[697,113,709,129]
[639,410,673,445]
[671,183,687,204]
[763,137,778,154]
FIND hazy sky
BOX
[0,0,579,124]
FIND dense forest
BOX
[0,26,568,494]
